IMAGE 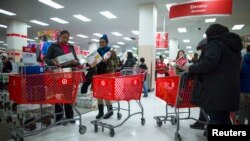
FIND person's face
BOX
[178,51,184,57]
[59,33,69,44]
[99,39,107,48]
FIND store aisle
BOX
[10,92,207,141]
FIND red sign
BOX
[155,32,168,49]
[169,0,232,19]
[22,47,36,53]
[81,50,90,56]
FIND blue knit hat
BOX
[100,34,108,44]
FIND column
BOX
[168,38,179,61]
[138,3,157,90]
[6,20,27,62]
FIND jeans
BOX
[143,79,148,96]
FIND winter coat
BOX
[189,32,243,111]
[123,58,136,69]
[96,46,110,74]
[240,53,250,93]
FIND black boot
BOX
[96,104,104,119]
[189,121,205,130]
[104,105,113,119]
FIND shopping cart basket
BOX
[90,68,146,137]
[154,72,208,141]
[8,70,86,141]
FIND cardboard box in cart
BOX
[77,97,97,109]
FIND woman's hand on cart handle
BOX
[71,60,78,65]
[52,59,62,67]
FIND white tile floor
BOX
[10,92,207,141]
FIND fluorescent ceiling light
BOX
[0,24,7,28]
[100,11,117,19]
[0,9,16,16]
[27,39,35,42]
[27,25,31,28]
[164,51,169,53]
[205,18,216,23]
[232,24,245,30]
[165,3,176,12]
[76,34,88,38]
[34,37,38,40]
[183,39,190,43]
[157,52,161,55]
[112,45,120,48]
[30,20,49,26]
[111,32,123,36]
[73,14,91,22]
[3,44,7,46]
[68,41,75,44]
[91,39,99,42]
[188,50,193,53]
[0,41,4,43]
[69,36,74,39]
[123,37,132,41]
[186,46,192,49]
[178,28,187,33]
[38,0,64,9]
[132,47,137,50]
[93,33,102,37]
[50,17,69,24]
[127,49,132,52]
[117,42,125,45]
[131,30,139,35]
[203,34,206,38]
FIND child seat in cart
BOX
[8,67,86,141]
[90,68,147,137]
[154,72,208,141]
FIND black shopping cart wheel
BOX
[109,129,115,137]
[94,125,98,133]
[18,138,24,141]
[62,121,68,126]
[141,118,145,125]
[117,113,122,120]
[79,125,87,134]
[156,119,162,127]
[175,133,182,141]
[171,116,177,125]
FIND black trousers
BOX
[81,69,95,93]
[55,104,73,122]
[206,110,232,125]
[198,108,207,122]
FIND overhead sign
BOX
[169,0,232,19]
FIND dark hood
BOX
[211,32,243,52]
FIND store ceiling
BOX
[0,0,249,56]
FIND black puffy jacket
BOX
[189,32,242,111]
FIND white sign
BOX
[56,53,75,65]
[22,47,37,65]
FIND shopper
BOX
[139,57,148,97]
[44,30,80,123]
[155,55,167,77]
[188,24,243,127]
[122,52,136,69]
[192,53,199,64]
[189,38,207,131]
[238,45,250,125]
[1,53,12,73]
[91,34,114,119]
[174,50,188,75]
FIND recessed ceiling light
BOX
[186,46,192,49]
[0,41,4,43]
[73,14,92,22]
[157,52,161,55]
[76,34,88,38]
[131,30,139,35]
[93,33,102,37]
[50,17,69,24]
[100,11,117,19]
[3,44,7,46]
[127,49,132,52]
[203,34,206,38]
[123,37,132,41]
[188,50,193,53]
[0,24,7,28]
[69,37,74,39]
[117,42,125,45]
[91,39,99,42]
[30,20,49,26]
[178,28,187,33]
[205,18,216,23]
[165,3,177,12]
[38,0,64,9]
[132,47,137,50]
[111,32,123,36]
[0,9,16,16]
[27,25,31,28]
[164,51,169,53]
[68,41,75,44]
[112,45,120,48]
[232,24,245,30]
[183,39,190,43]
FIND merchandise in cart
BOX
[8,67,86,141]
[154,72,208,141]
[90,68,146,137]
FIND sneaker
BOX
[189,122,205,130]
[143,95,148,97]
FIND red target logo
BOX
[62,79,67,84]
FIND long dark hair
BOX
[176,50,185,60]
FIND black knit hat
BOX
[205,24,229,38]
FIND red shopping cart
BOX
[8,70,86,141]
[90,68,146,137]
[154,72,208,141]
